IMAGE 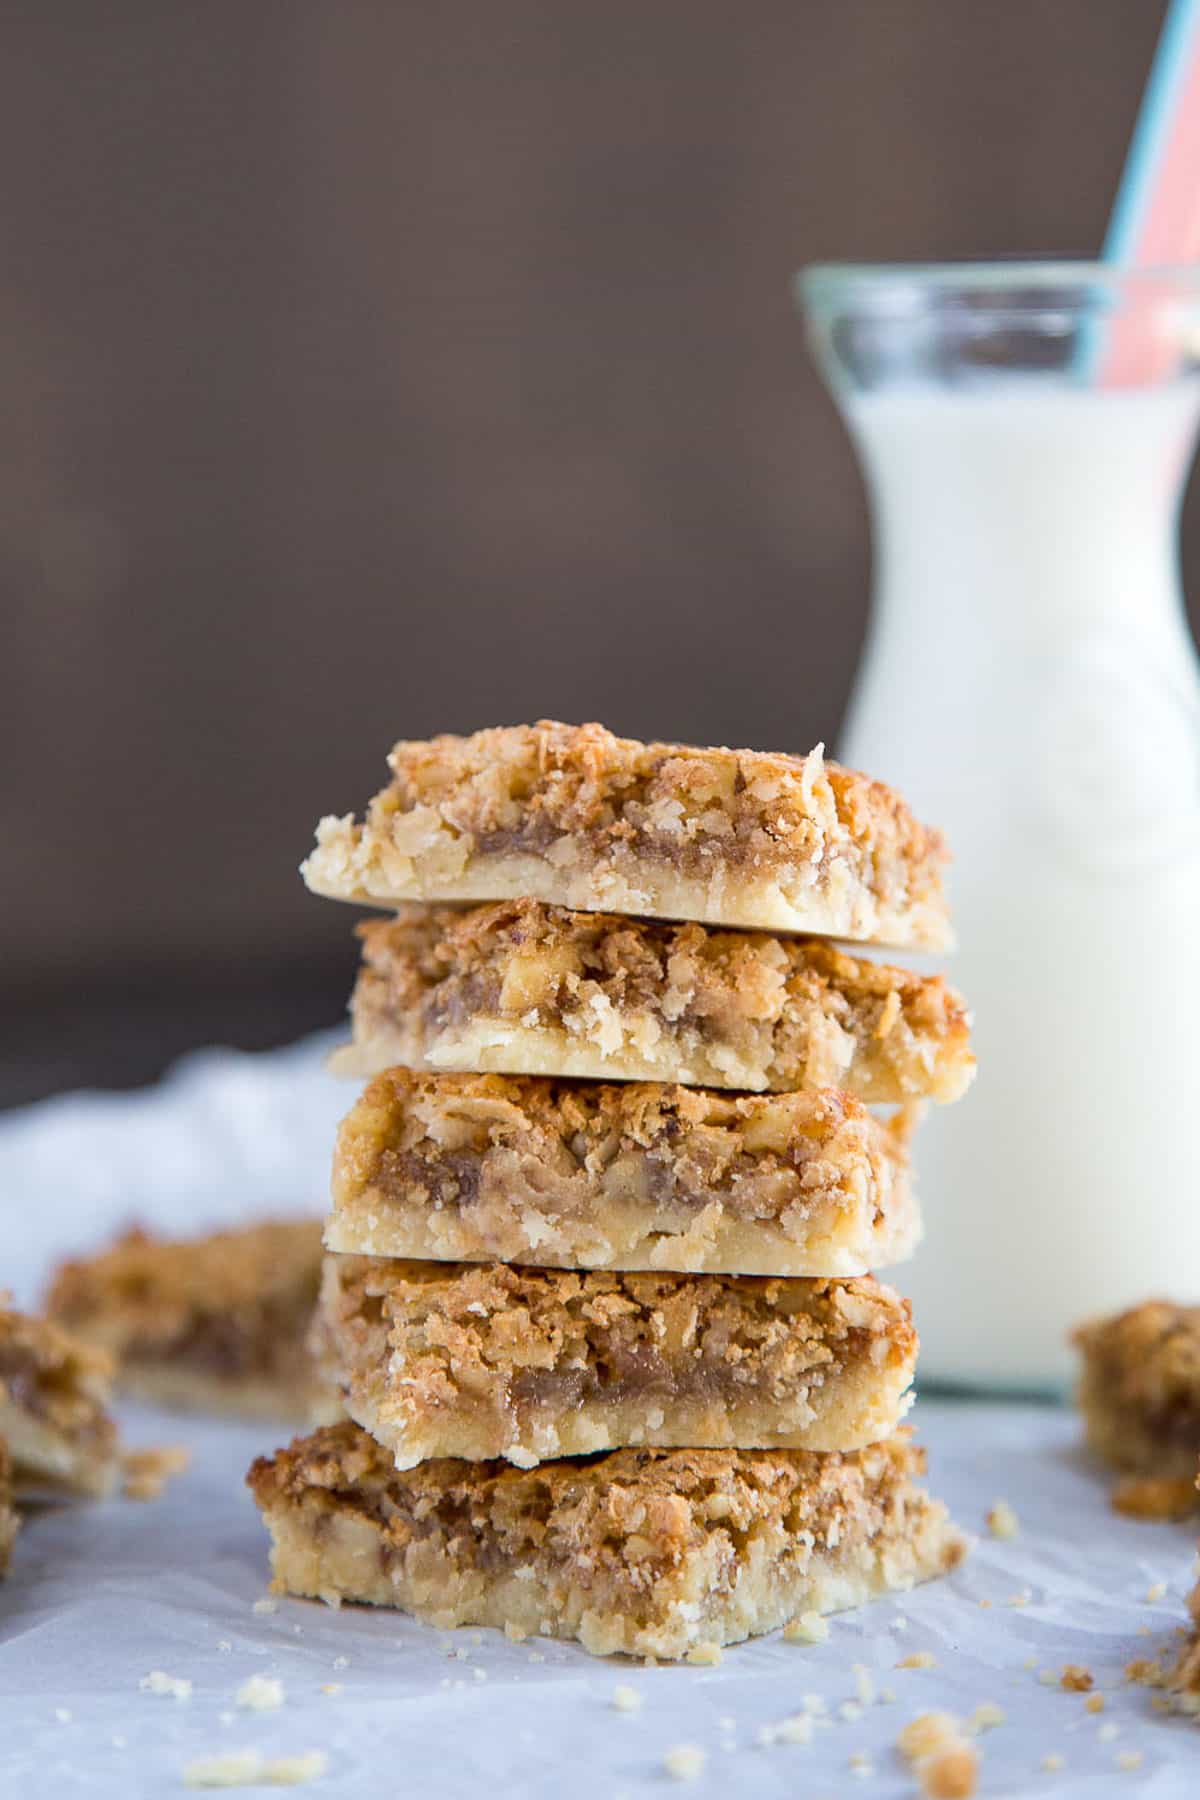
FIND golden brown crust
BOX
[328,1069,919,1277]
[314,1255,917,1466]
[0,1302,119,1495]
[1073,1301,1200,1480]
[302,721,951,949]
[341,901,973,1101]
[248,1420,966,1659]
[46,1220,328,1422]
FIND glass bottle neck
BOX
[844,382,1199,643]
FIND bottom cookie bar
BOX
[248,1422,964,1660]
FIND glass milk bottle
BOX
[800,263,1200,1389]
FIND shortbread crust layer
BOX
[329,1070,919,1277]
[337,901,973,1101]
[314,1256,917,1467]
[248,1422,965,1659]
[302,720,951,949]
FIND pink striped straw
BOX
[1097,0,1200,385]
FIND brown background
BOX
[3,0,1194,1105]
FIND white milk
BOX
[842,381,1200,1388]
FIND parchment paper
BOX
[2,1040,1199,1796]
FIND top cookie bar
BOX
[302,721,951,949]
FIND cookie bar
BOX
[314,1256,917,1467]
[248,1422,966,1659]
[302,720,951,949]
[46,1220,329,1422]
[328,1070,919,1277]
[1073,1301,1200,1486]
[0,1440,17,1576]
[336,901,973,1101]
[0,1302,120,1496]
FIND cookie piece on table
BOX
[314,1255,917,1468]
[329,1069,920,1279]
[0,1301,119,1497]
[301,720,951,950]
[248,1421,966,1660]
[0,1439,18,1575]
[336,900,974,1102]
[1073,1301,1200,1513]
[46,1220,331,1423]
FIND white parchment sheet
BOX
[3,1041,1200,1796]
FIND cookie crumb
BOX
[139,1670,192,1700]
[1084,1693,1105,1714]
[1146,1582,1166,1603]
[182,1749,328,1788]
[919,1743,979,1799]
[611,1685,642,1713]
[1060,1665,1093,1692]
[784,1610,829,1644]
[319,1684,342,1697]
[967,1701,1005,1732]
[773,1714,813,1745]
[685,1642,722,1667]
[897,1713,961,1761]
[1007,1591,1031,1608]
[1113,1475,1198,1521]
[236,1675,284,1711]
[121,1443,190,1501]
[1041,1752,1065,1771]
[1125,1657,1165,1687]
[848,1750,873,1777]
[1116,1751,1144,1771]
[896,1651,938,1670]
[985,1500,1019,1539]
[663,1744,706,1781]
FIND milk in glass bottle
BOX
[801,263,1200,1388]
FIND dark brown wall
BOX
[1,1,1189,1101]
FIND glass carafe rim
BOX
[799,258,1200,315]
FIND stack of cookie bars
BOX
[249,722,973,1659]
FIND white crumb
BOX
[182,1749,329,1788]
[331,1656,349,1671]
[612,1685,642,1713]
[1099,1722,1119,1742]
[986,1500,1019,1539]
[838,1700,863,1723]
[217,1641,232,1654]
[252,1597,278,1616]
[1146,1582,1166,1602]
[685,1641,722,1667]
[139,1670,192,1700]
[54,1708,71,1724]
[852,1663,875,1706]
[236,1675,285,1711]
[773,1714,813,1745]
[663,1744,706,1781]
[783,1610,829,1644]
[1117,1752,1144,1771]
